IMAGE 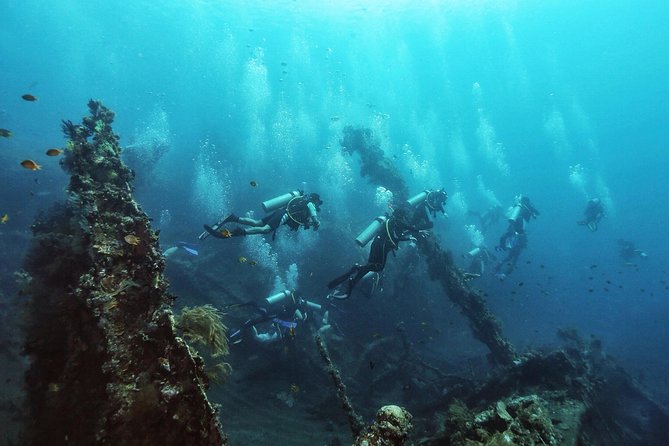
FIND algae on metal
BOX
[22,100,226,445]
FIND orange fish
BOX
[21,160,42,170]
[46,148,63,156]
[22,94,38,102]
[218,228,232,238]
[124,234,141,245]
[1,214,8,224]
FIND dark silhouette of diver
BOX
[328,205,417,299]
[494,232,527,279]
[200,190,322,240]
[577,198,604,231]
[468,204,504,233]
[494,195,538,279]
[617,239,647,265]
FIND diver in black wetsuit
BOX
[328,205,417,299]
[200,190,322,240]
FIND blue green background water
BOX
[1,0,668,424]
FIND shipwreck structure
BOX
[22,100,225,445]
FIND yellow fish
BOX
[124,234,141,246]
[238,256,247,263]
[0,214,8,224]
[218,228,232,238]
[21,160,42,170]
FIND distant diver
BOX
[577,198,605,231]
[199,190,322,240]
[407,188,448,230]
[463,245,496,277]
[494,195,539,279]
[468,204,504,233]
[617,239,647,265]
[328,204,417,299]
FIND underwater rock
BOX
[22,100,226,445]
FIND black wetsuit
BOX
[329,218,411,296]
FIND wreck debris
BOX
[354,405,413,446]
[315,333,365,437]
[22,100,226,445]
[339,125,516,365]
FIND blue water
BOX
[1,0,668,421]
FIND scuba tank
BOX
[466,247,482,258]
[407,190,429,207]
[265,290,294,305]
[355,216,388,247]
[507,204,522,223]
[262,190,302,213]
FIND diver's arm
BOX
[307,202,320,229]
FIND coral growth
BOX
[22,100,226,445]
[177,305,232,383]
[354,405,413,446]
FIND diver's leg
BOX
[237,216,264,227]
[328,263,361,289]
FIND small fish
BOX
[289,327,296,337]
[369,360,375,370]
[249,180,257,187]
[48,383,60,392]
[0,214,8,224]
[238,256,247,263]
[46,148,63,156]
[248,260,257,266]
[330,116,340,122]
[21,160,42,170]
[289,383,300,393]
[0,128,12,137]
[218,228,232,238]
[281,62,287,66]
[124,234,141,245]
[22,94,38,102]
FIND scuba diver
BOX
[497,195,539,251]
[407,188,448,230]
[227,289,333,345]
[328,204,417,299]
[577,198,605,231]
[463,245,496,277]
[199,190,322,240]
[494,195,539,279]
[618,239,647,265]
[468,204,504,233]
